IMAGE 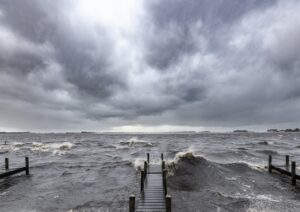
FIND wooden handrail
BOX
[268,155,299,186]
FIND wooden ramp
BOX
[136,164,166,212]
[129,153,171,212]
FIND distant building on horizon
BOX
[233,130,248,133]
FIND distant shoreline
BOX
[1,130,300,135]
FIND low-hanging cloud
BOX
[0,0,300,131]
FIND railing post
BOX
[5,158,9,170]
[141,170,145,191]
[163,169,167,195]
[144,161,147,175]
[25,157,29,175]
[162,161,165,170]
[291,161,296,186]
[286,155,289,170]
[129,195,135,212]
[268,155,272,173]
[166,195,171,212]
[147,153,150,164]
[161,153,164,161]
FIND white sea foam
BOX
[237,160,266,171]
[120,137,153,147]
[167,147,204,165]
[225,177,237,181]
[12,141,74,155]
[133,158,145,170]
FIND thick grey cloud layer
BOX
[0,0,300,131]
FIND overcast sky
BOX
[0,0,300,132]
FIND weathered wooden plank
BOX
[136,162,167,212]
[138,203,165,205]
[0,167,27,179]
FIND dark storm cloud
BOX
[0,0,126,100]
[143,0,276,70]
[135,0,300,128]
[0,0,300,131]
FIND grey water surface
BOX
[0,132,300,212]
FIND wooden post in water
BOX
[129,195,135,212]
[144,161,147,175]
[25,157,29,175]
[286,155,289,170]
[161,153,164,161]
[147,153,150,164]
[166,195,172,212]
[268,155,272,173]
[162,161,165,170]
[5,158,9,170]
[291,161,296,186]
[141,170,144,191]
[163,169,167,195]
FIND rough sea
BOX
[0,132,300,212]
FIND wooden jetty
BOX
[268,155,299,186]
[0,157,29,179]
[129,153,172,212]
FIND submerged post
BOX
[268,155,272,173]
[5,158,9,170]
[166,195,172,212]
[163,169,167,195]
[25,157,29,175]
[291,161,296,186]
[286,155,290,170]
[147,153,150,164]
[161,153,164,161]
[141,170,145,191]
[144,161,147,175]
[129,195,135,212]
[162,161,165,170]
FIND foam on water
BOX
[120,137,153,147]
[9,141,74,155]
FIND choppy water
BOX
[0,132,300,212]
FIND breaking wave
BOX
[120,137,153,147]
[11,141,74,155]
[164,150,291,211]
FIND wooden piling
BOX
[129,195,135,212]
[0,157,30,179]
[5,158,9,170]
[291,161,296,186]
[147,153,150,164]
[144,161,147,175]
[162,161,165,170]
[163,169,167,195]
[25,157,29,175]
[141,170,144,191]
[286,155,289,170]
[166,195,172,212]
[268,155,272,173]
[161,153,164,161]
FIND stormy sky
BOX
[0,0,300,132]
